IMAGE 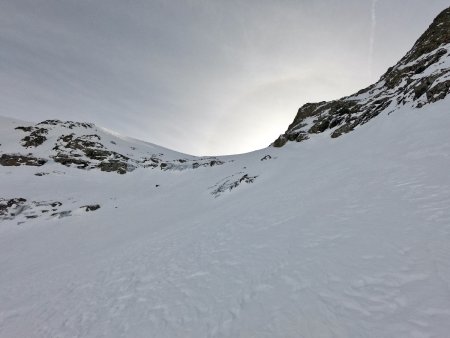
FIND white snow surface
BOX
[1,98,450,337]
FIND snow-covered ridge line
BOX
[273,7,450,147]
[0,116,227,175]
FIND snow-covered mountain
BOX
[0,6,449,338]
[273,6,450,147]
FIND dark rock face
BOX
[14,122,93,149]
[37,120,94,129]
[22,128,48,147]
[401,8,450,64]
[239,174,257,184]
[272,135,287,148]
[0,198,27,218]
[0,154,47,166]
[58,134,103,152]
[273,6,450,148]
[15,126,33,132]
[98,160,129,174]
[52,153,90,169]
[51,132,134,174]
[81,204,101,212]
[15,126,48,148]
[427,79,450,103]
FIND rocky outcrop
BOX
[97,160,130,174]
[3,119,229,175]
[210,173,258,197]
[273,6,450,147]
[0,198,27,219]
[0,154,47,166]
[51,132,134,174]
[0,198,101,223]
[401,7,450,64]
[14,120,94,148]
[37,120,94,129]
[143,156,225,171]
[15,126,48,148]
[81,204,101,212]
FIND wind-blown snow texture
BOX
[1,7,450,338]
[1,100,450,337]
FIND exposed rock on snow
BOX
[16,126,48,147]
[0,198,102,224]
[210,173,258,197]
[273,7,450,147]
[51,131,135,174]
[81,204,101,212]
[1,119,228,174]
[0,153,47,166]
[0,198,27,219]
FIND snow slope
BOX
[1,7,450,337]
[1,96,450,337]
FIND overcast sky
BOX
[1,1,448,155]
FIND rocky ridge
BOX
[0,119,226,175]
[0,118,235,224]
[273,6,450,147]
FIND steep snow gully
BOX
[1,6,450,338]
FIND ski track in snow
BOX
[1,100,450,337]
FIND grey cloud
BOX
[0,0,448,155]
